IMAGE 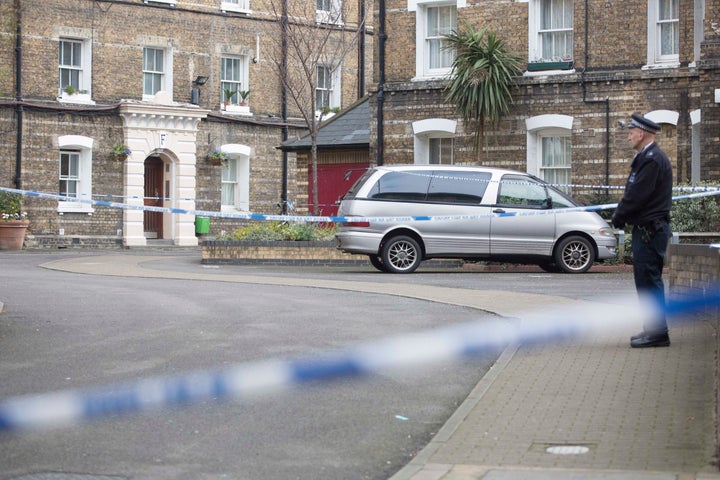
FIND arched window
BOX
[220,144,251,212]
[526,115,573,192]
[413,118,457,165]
[57,135,94,213]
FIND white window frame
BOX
[221,0,251,14]
[143,46,173,101]
[219,144,251,212]
[532,0,573,62]
[220,56,249,109]
[645,0,680,68]
[691,0,704,67]
[526,115,573,189]
[538,135,572,192]
[316,0,343,24]
[58,37,94,105]
[526,0,575,76]
[57,135,94,214]
[412,118,457,164]
[690,109,701,183]
[315,65,341,116]
[413,1,457,80]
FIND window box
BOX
[222,104,251,116]
[527,60,574,72]
[58,91,95,105]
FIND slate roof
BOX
[279,96,369,152]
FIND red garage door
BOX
[309,162,368,216]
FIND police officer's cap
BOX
[628,113,660,134]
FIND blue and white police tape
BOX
[2,186,720,225]
[0,290,718,434]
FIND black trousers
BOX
[631,220,670,336]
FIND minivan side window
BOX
[428,171,492,204]
[368,171,431,201]
[497,175,549,208]
[547,187,577,208]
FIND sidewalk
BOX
[42,254,720,480]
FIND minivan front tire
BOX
[554,235,595,274]
[381,235,422,273]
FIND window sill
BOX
[524,68,576,77]
[315,11,344,25]
[527,61,574,72]
[222,205,250,213]
[642,62,680,71]
[221,2,251,14]
[222,104,252,116]
[314,110,337,121]
[58,93,96,105]
[57,205,94,215]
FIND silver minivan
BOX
[335,165,617,273]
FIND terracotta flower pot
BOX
[0,220,29,250]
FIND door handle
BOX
[493,208,506,214]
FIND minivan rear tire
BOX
[554,235,595,274]
[368,255,388,272]
[381,235,422,273]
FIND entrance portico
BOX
[119,96,209,246]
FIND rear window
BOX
[367,171,431,201]
[428,171,492,204]
[342,169,375,200]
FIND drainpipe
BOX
[14,0,23,189]
[376,0,386,166]
[582,0,610,194]
[357,0,366,98]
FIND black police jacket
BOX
[612,142,672,228]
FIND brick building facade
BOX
[0,0,372,246]
[369,0,719,203]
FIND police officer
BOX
[612,113,673,348]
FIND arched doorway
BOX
[144,156,164,239]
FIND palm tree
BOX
[444,24,522,159]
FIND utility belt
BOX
[636,216,669,243]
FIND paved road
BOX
[0,251,635,480]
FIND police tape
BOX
[23,183,720,203]
[0,290,717,433]
[2,186,720,224]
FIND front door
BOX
[144,157,164,239]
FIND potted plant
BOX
[238,90,250,106]
[0,190,29,250]
[111,144,131,161]
[223,88,237,109]
[206,149,228,166]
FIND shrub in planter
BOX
[219,222,337,242]
[670,182,720,234]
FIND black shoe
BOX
[630,334,670,348]
[630,331,645,341]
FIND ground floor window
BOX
[539,136,571,192]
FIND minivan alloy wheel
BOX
[554,235,595,274]
[381,235,422,273]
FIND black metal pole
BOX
[14,0,23,189]
[376,0,386,166]
[280,1,289,212]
